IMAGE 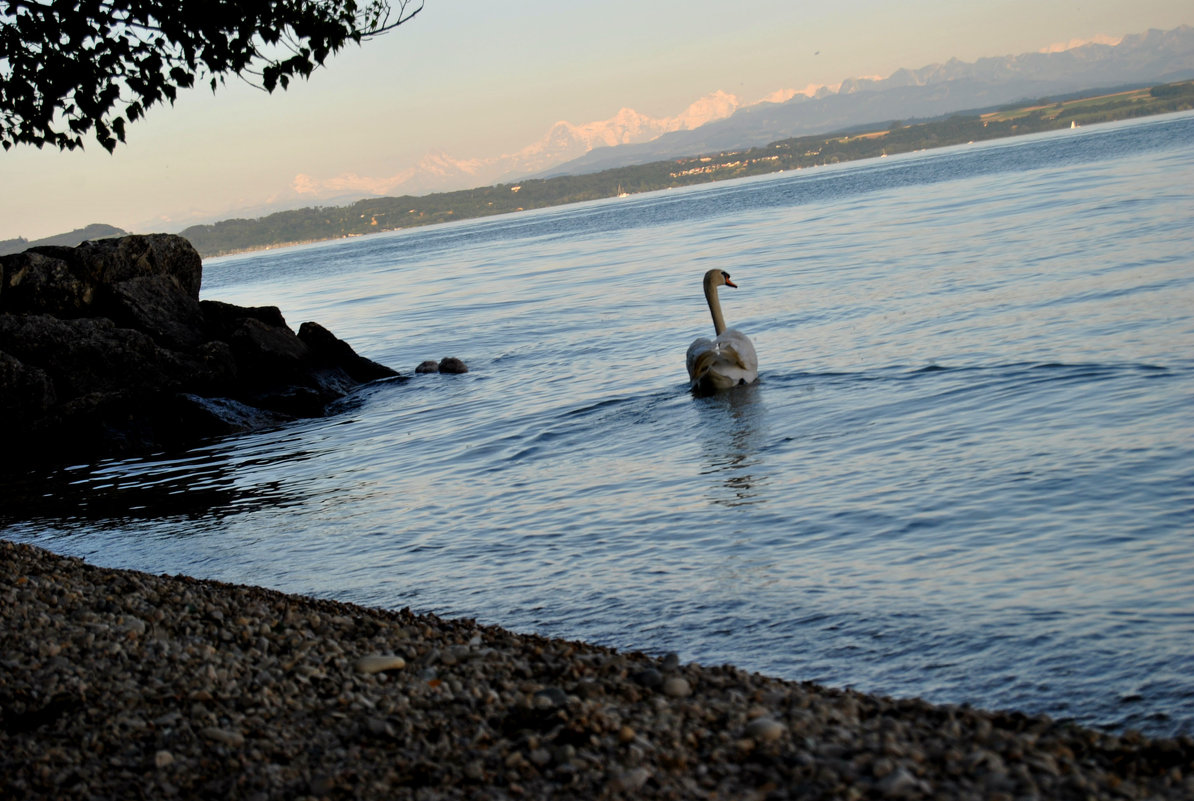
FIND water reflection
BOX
[692,382,769,507]
[0,431,322,530]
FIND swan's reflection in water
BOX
[692,381,769,507]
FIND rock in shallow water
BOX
[416,356,469,374]
[0,235,402,463]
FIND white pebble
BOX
[744,716,785,742]
[354,654,406,674]
[662,676,691,697]
[610,766,651,792]
[200,726,244,747]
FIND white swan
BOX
[686,269,758,393]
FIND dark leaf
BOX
[0,0,415,151]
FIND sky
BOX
[1,0,1190,242]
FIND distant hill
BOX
[175,80,1194,257]
[258,24,1194,205]
[0,224,129,256]
[541,25,1194,177]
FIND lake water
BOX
[5,112,1193,737]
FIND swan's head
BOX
[704,268,738,290]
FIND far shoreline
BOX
[186,86,1194,260]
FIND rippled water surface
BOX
[6,112,1194,736]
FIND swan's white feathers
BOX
[686,328,758,392]
[686,268,759,392]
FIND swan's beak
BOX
[724,277,738,288]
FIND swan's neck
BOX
[705,276,728,335]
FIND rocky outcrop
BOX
[0,234,400,463]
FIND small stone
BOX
[610,766,651,792]
[662,676,691,697]
[154,750,174,768]
[878,766,922,797]
[364,717,394,738]
[744,716,785,742]
[415,360,440,373]
[200,727,244,747]
[354,654,406,674]
[438,357,468,373]
[464,760,485,780]
[632,668,663,688]
[119,616,147,638]
[529,748,552,767]
[533,687,568,709]
[619,725,637,744]
[661,652,680,671]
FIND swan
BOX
[686,269,758,393]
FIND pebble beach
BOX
[3,539,1191,800]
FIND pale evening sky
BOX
[1,0,1190,242]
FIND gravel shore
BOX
[3,539,1191,800]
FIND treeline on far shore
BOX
[183,80,1194,258]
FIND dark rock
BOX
[438,357,469,374]
[0,349,56,420]
[0,235,402,463]
[229,316,312,384]
[632,668,664,688]
[103,274,206,351]
[199,299,289,339]
[31,233,202,299]
[0,234,202,319]
[0,314,190,398]
[189,340,239,394]
[298,321,399,383]
[415,357,469,374]
[0,250,94,316]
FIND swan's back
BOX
[687,328,758,392]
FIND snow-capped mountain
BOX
[289,91,750,200]
[545,25,1194,176]
[290,25,1193,202]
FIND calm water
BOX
[5,112,1193,737]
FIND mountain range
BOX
[294,25,1194,200]
[289,89,750,201]
[10,24,1193,248]
[544,25,1194,176]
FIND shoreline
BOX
[3,538,1191,799]
[188,100,1194,260]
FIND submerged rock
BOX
[416,356,469,374]
[437,356,468,374]
[0,234,401,462]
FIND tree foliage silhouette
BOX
[0,0,422,151]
